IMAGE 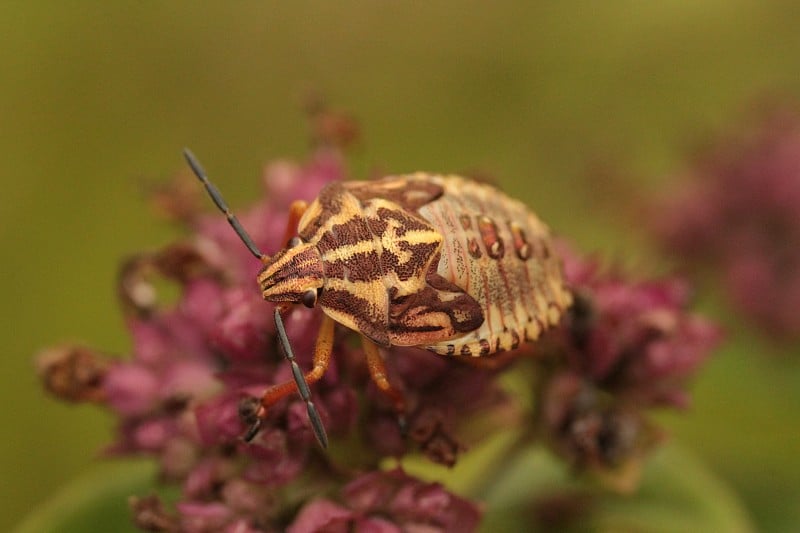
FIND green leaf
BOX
[13,460,161,533]
[480,442,755,533]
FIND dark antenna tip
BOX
[182,147,202,173]
[243,418,262,443]
[182,147,267,261]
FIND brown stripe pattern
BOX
[257,243,325,303]
[294,179,475,348]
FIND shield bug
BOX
[183,149,572,448]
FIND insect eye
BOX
[302,289,317,308]
[287,236,302,248]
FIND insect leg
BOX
[361,337,407,432]
[245,311,335,448]
[283,200,309,246]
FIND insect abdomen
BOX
[415,175,572,356]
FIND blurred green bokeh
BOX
[2,2,799,531]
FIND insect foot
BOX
[238,396,263,442]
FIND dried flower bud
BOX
[130,494,179,532]
[36,345,109,404]
[146,170,206,225]
[304,92,361,149]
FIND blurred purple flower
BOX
[289,469,482,533]
[539,371,653,474]
[653,107,800,339]
[558,243,722,409]
[536,242,721,473]
[366,346,507,466]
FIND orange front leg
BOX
[243,312,335,447]
[283,199,309,246]
[362,336,407,431]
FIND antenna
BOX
[182,148,267,261]
[274,307,329,448]
[183,149,327,448]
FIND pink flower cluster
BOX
[536,244,722,470]
[653,108,800,339]
[37,139,722,530]
[289,469,481,533]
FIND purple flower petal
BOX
[288,499,353,533]
[211,288,273,362]
[104,363,160,416]
[194,392,246,445]
[177,501,233,533]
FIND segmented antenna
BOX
[182,148,266,261]
[182,148,328,448]
[274,308,329,448]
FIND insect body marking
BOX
[288,179,487,349]
[257,244,324,304]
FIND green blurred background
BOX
[3,2,800,531]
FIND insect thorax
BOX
[294,182,453,347]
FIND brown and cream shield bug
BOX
[183,149,572,448]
